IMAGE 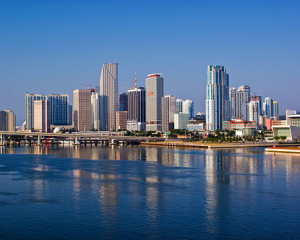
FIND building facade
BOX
[176,99,183,113]
[206,65,230,131]
[162,95,176,132]
[99,63,118,131]
[235,85,250,119]
[91,91,100,130]
[116,111,128,130]
[34,100,50,133]
[146,73,164,131]
[229,87,236,119]
[0,110,16,131]
[174,113,189,130]
[182,99,194,119]
[48,94,71,125]
[119,92,128,111]
[73,89,92,131]
[25,93,47,131]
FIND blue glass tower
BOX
[48,94,71,125]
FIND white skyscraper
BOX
[235,85,250,119]
[91,91,100,130]
[246,101,261,128]
[162,95,176,132]
[146,73,164,131]
[206,65,230,131]
[229,87,236,119]
[99,63,118,131]
[182,99,194,119]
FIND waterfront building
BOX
[146,73,164,131]
[176,99,183,113]
[0,110,16,131]
[99,63,118,131]
[162,95,176,132]
[48,94,71,125]
[229,87,236,119]
[73,89,92,131]
[182,99,194,119]
[25,93,47,131]
[246,101,261,128]
[250,95,262,115]
[235,85,250,119]
[34,100,50,133]
[127,87,146,131]
[263,97,273,118]
[206,65,230,131]
[174,113,189,129]
[116,111,128,130]
[91,91,100,130]
[119,92,128,111]
[273,101,279,118]
[186,123,205,131]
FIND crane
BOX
[77,83,92,89]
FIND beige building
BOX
[99,63,118,131]
[0,110,16,131]
[34,100,50,133]
[116,111,128,130]
[73,89,92,131]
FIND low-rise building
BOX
[174,113,189,129]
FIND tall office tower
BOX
[73,89,92,131]
[182,99,194,119]
[119,92,128,111]
[263,97,273,118]
[176,99,183,113]
[235,85,250,119]
[25,93,46,130]
[206,65,230,131]
[48,94,71,125]
[246,101,261,128]
[273,101,279,118]
[91,91,100,130]
[4,110,16,131]
[229,87,236,119]
[34,100,50,133]
[127,87,146,131]
[116,111,127,130]
[0,111,7,131]
[99,63,118,131]
[146,73,164,131]
[250,95,262,115]
[162,95,176,132]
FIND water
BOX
[0,145,299,239]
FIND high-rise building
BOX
[25,93,46,131]
[206,65,230,131]
[174,113,189,129]
[235,85,250,119]
[229,87,236,119]
[176,99,183,113]
[73,89,92,131]
[162,95,176,132]
[119,92,128,111]
[48,94,71,125]
[116,111,127,130]
[263,97,273,118]
[0,110,16,131]
[146,73,164,131]
[127,87,146,131]
[246,101,261,128]
[91,91,100,130]
[182,99,194,119]
[250,95,262,115]
[273,101,279,118]
[99,63,118,131]
[34,100,50,133]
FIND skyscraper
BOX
[91,91,100,130]
[146,73,164,131]
[73,89,92,131]
[229,87,236,119]
[34,100,50,133]
[246,101,261,128]
[263,97,273,118]
[273,101,279,118]
[176,99,183,113]
[206,65,230,131]
[127,87,146,131]
[235,85,250,119]
[162,95,176,132]
[182,99,194,119]
[119,92,128,111]
[99,63,118,131]
[25,93,46,131]
[48,94,71,125]
[250,95,262,115]
[0,110,16,131]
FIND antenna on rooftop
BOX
[134,69,137,89]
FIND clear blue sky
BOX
[1,0,299,125]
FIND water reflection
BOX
[0,146,300,238]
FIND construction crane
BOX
[77,83,92,89]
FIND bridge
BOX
[0,131,165,147]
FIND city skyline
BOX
[1,1,300,124]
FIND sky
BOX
[0,0,299,125]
